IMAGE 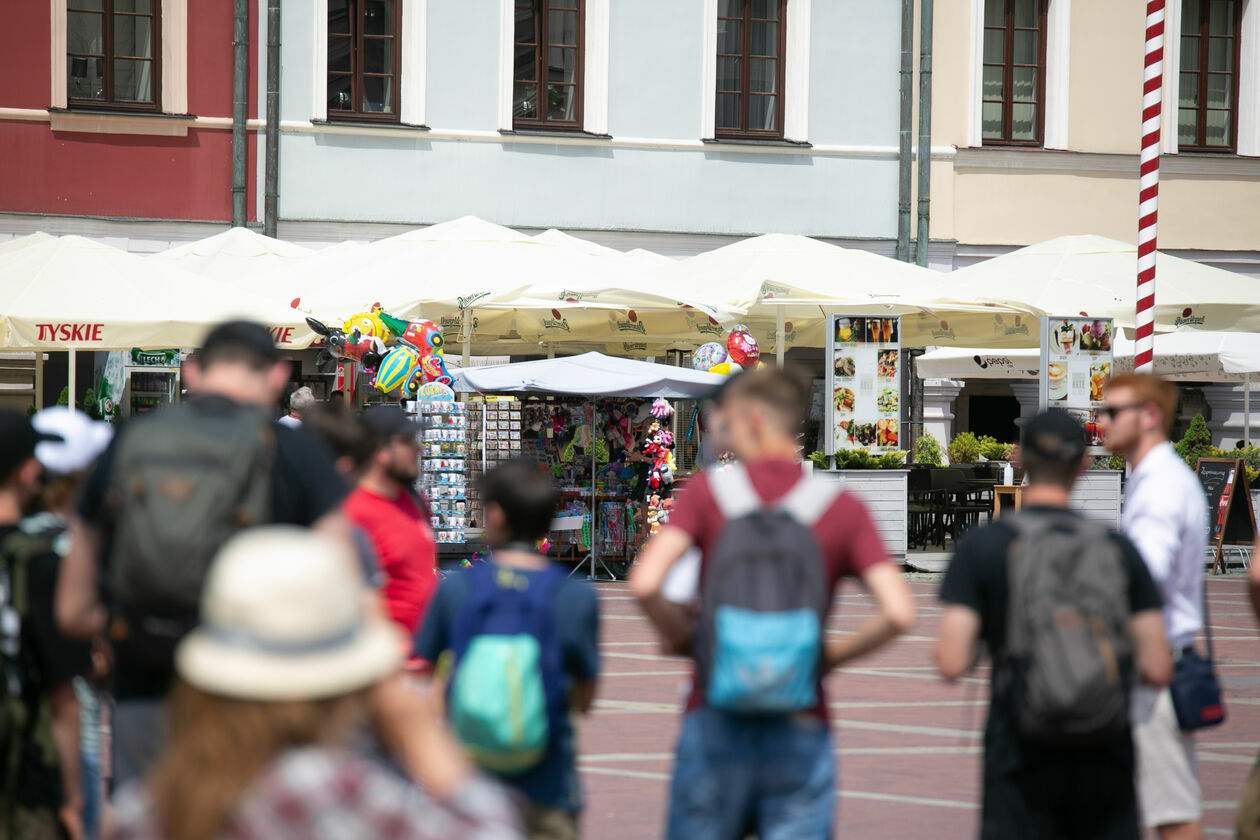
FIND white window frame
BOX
[1164,0,1259,155]
[497,0,610,134]
[51,0,188,114]
[312,0,427,126]
[700,0,811,142]
[968,0,1069,149]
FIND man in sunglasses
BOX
[1099,373,1209,840]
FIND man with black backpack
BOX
[415,458,599,840]
[630,367,915,839]
[55,320,351,788]
[935,408,1172,839]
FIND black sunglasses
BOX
[1098,403,1145,420]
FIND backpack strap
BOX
[776,474,844,527]
[708,464,762,521]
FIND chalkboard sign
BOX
[1197,458,1257,574]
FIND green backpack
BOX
[107,402,274,617]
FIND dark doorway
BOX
[968,395,1019,443]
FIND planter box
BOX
[1070,471,1123,528]
[819,470,908,558]
[1252,490,1259,531]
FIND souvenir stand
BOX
[452,353,725,578]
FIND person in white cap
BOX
[0,406,112,840]
[108,526,521,840]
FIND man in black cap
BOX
[934,409,1172,839]
[55,320,350,787]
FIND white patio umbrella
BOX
[949,235,1260,333]
[151,227,312,285]
[658,233,1041,362]
[0,235,317,410]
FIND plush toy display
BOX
[693,342,727,371]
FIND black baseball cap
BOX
[198,320,282,369]
[1021,408,1088,463]
[0,410,62,481]
[361,405,420,442]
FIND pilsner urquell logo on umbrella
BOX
[543,309,571,332]
[1175,307,1206,327]
[615,310,646,334]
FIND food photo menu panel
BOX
[1040,316,1114,449]
[826,315,902,454]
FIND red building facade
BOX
[0,0,260,223]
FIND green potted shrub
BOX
[914,433,944,468]
[1174,415,1218,471]
[947,432,982,466]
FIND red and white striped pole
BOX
[1135,0,1165,373]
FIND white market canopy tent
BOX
[452,352,726,399]
[151,226,313,285]
[916,331,1260,381]
[0,235,317,351]
[949,235,1260,334]
[656,233,1041,354]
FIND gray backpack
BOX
[1003,511,1132,747]
[695,465,841,713]
[107,402,274,618]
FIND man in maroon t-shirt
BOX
[631,368,915,839]
[344,406,436,641]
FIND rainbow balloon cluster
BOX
[306,306,453,399]
[692,324,762,376]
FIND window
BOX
[715,0,786,139]
[513,0,584,129]
[328,0,402,121]
[981,0,1047,145]
[1178,0,1242,152]
[66,0,161,110]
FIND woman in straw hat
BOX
[106,526,521,840]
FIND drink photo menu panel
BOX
[1040,316,1114,449]
[826,315,902,454]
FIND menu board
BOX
[1039,316,1114,449]
[826,315,902,454]
[1197,458,1257,572]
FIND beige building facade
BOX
[927,0,1260,274]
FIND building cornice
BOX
[954,147,1260,177]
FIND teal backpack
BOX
[447,563,566,775]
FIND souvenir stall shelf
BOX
[452,353,726,579]
[465,395,523,535]
[415,400,470,544]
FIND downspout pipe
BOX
[896,0,914,263]
[230,0,248,227]
[915,0,934,268]
[264,0,281,238]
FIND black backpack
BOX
[105,401,274,665]
[694,465,840,714]
[1001,511,1133,747]
[0,517,67,830]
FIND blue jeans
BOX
[667,707,835,840]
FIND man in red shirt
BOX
[630,368,915,839]
[344,406,437,639]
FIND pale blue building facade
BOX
[273,0,906,247]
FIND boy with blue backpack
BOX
[415,458,599,840]
[630,368,915,839]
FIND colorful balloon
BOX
[707,361,743,376]
[342,308,392,343]
[692,342,727,371]
[402,319,444,355]
[374,345,420,395]
[726,324,760,367]
[418,353,452,386]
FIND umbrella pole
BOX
[547,343,555,360]
[1246,372,1252,447]
[776,306,785,367]
[462,309,472,368]
[34,352,43,410]
[67,349,76,415]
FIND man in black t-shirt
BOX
[55,321,350,787]
[935,409,1172,840]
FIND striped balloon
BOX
[374,345,419,395]
[1135,0,1165,373]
